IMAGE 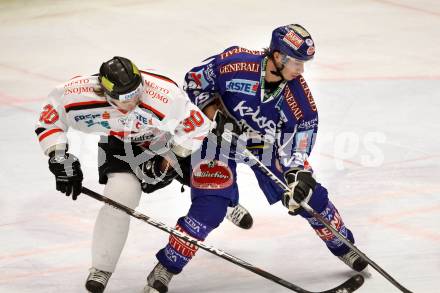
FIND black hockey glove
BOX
[174,155,191,186]
[282,168,316,215]
[141,155,191,194]
[140,156,178,194]
[48,152,83,200]
[211,110,242,145]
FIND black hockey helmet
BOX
[99,56,143,100]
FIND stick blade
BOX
[318,274,364,293]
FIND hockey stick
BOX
[229,141,413,293]
[81,186,363,293]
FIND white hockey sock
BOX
[91,173,142,272]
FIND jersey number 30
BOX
[183,110,204,133]
[39,104,59,124]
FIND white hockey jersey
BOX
[35,71,211,157]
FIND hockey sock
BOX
[156,215,212,274]
[156,196,229,274]
[306,200,355,256]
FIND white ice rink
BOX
[1,0,439,292]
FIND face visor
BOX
[280,54,307,72]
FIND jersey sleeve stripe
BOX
[65,101,111,113]
[140,70,178,87]
[38,128,63,142]
[139,102,165,120]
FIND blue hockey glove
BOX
[282,168,316,215]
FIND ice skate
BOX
[85,267,112,293]
[338,250,368,272]
[226,203,253,229]
[144,263,174,293]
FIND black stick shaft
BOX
[81,187,315,292]
[240,148,413,293]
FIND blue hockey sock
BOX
[156,215,212,274]
[306,201,355,256]
[156,196,229,274]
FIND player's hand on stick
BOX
[212,110,244,145]
[140,156,177,193]
[282,168,316,215]
[212,110,242,137]
[48,152,83,200]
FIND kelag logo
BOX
[225,79,259,96]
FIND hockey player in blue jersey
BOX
[144,24,368,293]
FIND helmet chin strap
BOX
[269,56,286,80]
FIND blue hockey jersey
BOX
[183,46,319,173]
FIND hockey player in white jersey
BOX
[35,56,251,293]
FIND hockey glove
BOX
[211,110,242,145]
[282,168,316,215]
[140,156,178,194]
[48,152,83,200]
[141,155,191,193]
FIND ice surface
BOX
[0,1,439,292]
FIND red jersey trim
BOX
[109,131,131,138]
[139,102,165,120]
[65,100,111,113]
[39,128,63,142]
